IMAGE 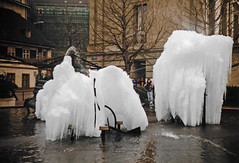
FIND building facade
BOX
[221,1,239,87]
[87,0,172,79]
[0,0,54,90]
[87,0,239,80]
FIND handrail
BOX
[104,105,117,128]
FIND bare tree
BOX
[176,0,235,36]
[90,0,169,74]
[60,5,89,54]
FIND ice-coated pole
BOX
[202,89,207,127]
[94,78,96,128]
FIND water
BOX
[0,108,238,162]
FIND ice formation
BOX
[36,50,148,140]
[153,30,233,126]
[90,66,148,131]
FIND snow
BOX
[36,50,148,140]
[153,30,233,126]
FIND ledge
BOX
[0,98,16,107]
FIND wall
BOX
[0,61,38,88]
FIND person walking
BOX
[9,80,18,101]
[145,78,154,106]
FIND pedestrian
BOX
[144,78,154,106]
[137,78,141,87]
[133,78,138,87]
[140,78,145,87]
[9,80,18,101]
[0,74,9,98]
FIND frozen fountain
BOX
[35,47,148,140]
[36,30,233,141]
[153,30,233,126]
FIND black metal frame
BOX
[104,105,141,135]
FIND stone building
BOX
[87,0,173,79]
[87,0,239,80]
[223,1,239,87]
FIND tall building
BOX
[33,0,89,56]
[87,0,239,80]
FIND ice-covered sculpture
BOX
[91,66,148,131]
[36,48,148,140]
[153,30,233,126]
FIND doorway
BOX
[133,60,146,80]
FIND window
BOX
[7,73,15,84]
[135,4,147,43]
[43,51,47,57]
[37,8,44,14]
[23,48,30,59]
[25,28,31,38]
[22,74,29,88]
[30,50,36,59]
[16,48,22,58]
[38,49,42,60]
[0,46,7,55]
[8,47,15,56]
[234,14,239,43]
[43,51,47,59]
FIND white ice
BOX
[36,49,148,140]
[153,30,233,126]
[90,66,148,131]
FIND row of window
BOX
[42,14,89,20]
[7,47,47,60]
[135,4,147,43]
[37,7,89,16]
[7,73,29,88]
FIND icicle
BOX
[36,48,148,140]
[153,30,233,126]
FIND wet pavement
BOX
[0,108,238,163]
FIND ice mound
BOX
[36,56,103,140]
[36,54,148,140]
[91,66,148,131]
[153,30,233,126]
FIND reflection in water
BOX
[0,108,36,137]
[137,140,156,163]
[0,109,238,162]
[0,108,41,162]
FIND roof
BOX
[0,53,64,69]
[0,7,54,48]
[33,0,89,7]
[2,0,30,9]
[0,58,38,70]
